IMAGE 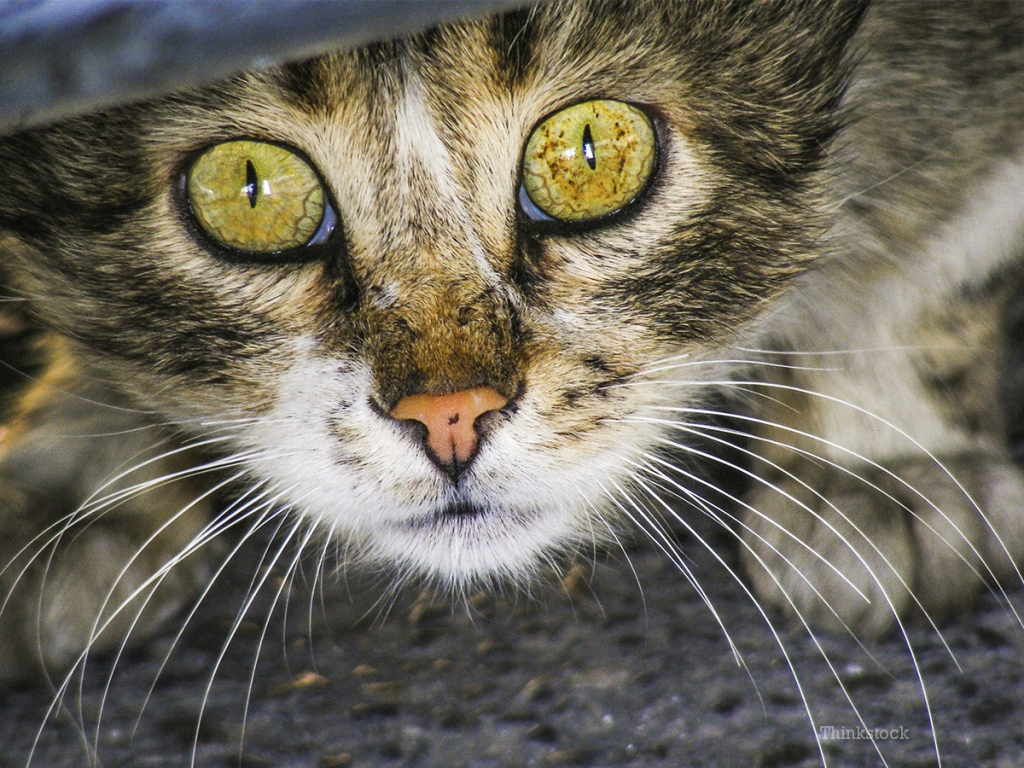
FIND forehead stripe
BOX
[393,58,502,288]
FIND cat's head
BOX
[0,0,864,588]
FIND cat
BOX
[1,0,1024,753]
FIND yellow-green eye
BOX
[187,140,329,253]
[520,100,656,223]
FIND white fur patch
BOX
[394,60,503,289]
[238,348,673,587]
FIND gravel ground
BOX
[3,511,1024,768]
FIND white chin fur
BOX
[237,355,645,587]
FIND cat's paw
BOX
[0,475,212,683]
[739,453,1024,638]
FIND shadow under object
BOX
[0,0,539,134]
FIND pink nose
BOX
[389,387,509,470]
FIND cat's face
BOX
[0,0,862,587]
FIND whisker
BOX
[619,420,954,763]
[87,468,254,753]
[590,506,650,630]
[600,472,849,766]
[603,479,742,661]
[188,493,310,768]
[24,450,297,767]
[237,507,319,764]
[77,435,265,512]
[637,402,1024,627]
[643,426,961,672]
[0,435,229,566]
[0,443,261,622]
[625,462,908,767]
[38,464,258,760]
[132,483,297,734]
[615,374,1024,626]
[619,356,839,380]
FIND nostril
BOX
[389,387,509,473]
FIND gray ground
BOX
[3,514,1024,768]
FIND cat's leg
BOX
[0,340,215,682]
[740,277,1024,638]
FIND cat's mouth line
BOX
[393,495,536,533]
[438,498,482,518]
[389,503,485,535]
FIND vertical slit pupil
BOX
[582,124,596,170]
[244,159,258,208]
